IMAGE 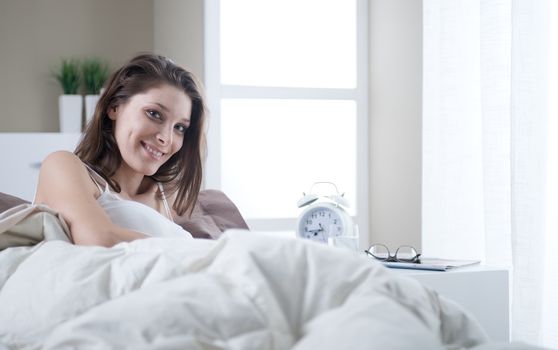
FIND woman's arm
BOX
[34,151,148,247]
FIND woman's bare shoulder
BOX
[41,150,82,168]
[39,151,93,180]
[36,151,97,200]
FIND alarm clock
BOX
[296,182,355,244]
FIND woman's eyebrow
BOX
[152,102,169,112]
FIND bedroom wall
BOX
[154,0,205,83]
[0,0,153,132]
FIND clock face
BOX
[298,205,345,243]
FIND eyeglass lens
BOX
[367,244,390,260]
[394,245,418,262]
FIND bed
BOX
[0,191,545,350]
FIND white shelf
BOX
[0,133,82,201]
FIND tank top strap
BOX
[157,182,174,222]
[83,163,110,194]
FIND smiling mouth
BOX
[141,141,164,159]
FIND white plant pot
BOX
[58,95,83,133]
[84,94,100,127]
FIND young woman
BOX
[34,54,206,247]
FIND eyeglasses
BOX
[364,244,421,263]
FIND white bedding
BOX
[0,230,544,350]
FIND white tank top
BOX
[85,165,193,239]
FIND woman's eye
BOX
[146,110,162,120]
[175,124,188,134]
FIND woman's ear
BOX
[107,106,118,120]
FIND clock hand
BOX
[307,224,325,236]
[308,224,325,240]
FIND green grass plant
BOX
[54,59,81,94]
[82,58,109,95]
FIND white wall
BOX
[154,0,205,82]
[368,0,423,250]
[0,0,153,132]
[0,0,205,133]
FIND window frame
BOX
[204,0,369,249]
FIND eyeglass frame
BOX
[364,243,421,263]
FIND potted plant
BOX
[82,58,109,125]
[55,59,82,133]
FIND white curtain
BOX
[423,0,558,347]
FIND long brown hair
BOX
[75,53,207,216]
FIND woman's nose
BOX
[157,127,173,145]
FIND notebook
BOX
[383,258,480,271]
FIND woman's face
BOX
[108,84,192,177]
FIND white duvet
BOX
[0,230,543,350]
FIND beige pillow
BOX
[175,189,249,239]
[0,192,28,213]
[0,204,72,251]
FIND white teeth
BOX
[144,143,163,158]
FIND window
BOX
[204,0,368,237]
